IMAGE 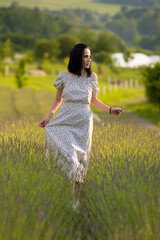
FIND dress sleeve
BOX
[53,72,64,91]
[92,74,99,97]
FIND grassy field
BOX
[0,113,160,239]
[0,0,130,15]
[0,72,147,118]
[1,69,160,126]
[127,102,160,127]
[0,65,160,239]
[1,53,160,126]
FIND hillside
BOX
[0,0,129,15]
[98,0,160,7]
[0,5,160,52]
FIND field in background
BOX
[2,59,160,127]
[0,72,146,118]
[1,63,160,127]
[0,0,130,15]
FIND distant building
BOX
[3,53,26,64]
[112,53,160,68]
[14,53,26,62]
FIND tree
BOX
[143,63,160,107]
[153,30,160,51]
[57,34,79,59]
[0,42,4,60]
[6,34,35,52]
[93,51,113,67]
[121,6,128,14]
[138,9,159,36]
[123,49,134,63]
[94,32,117,53]
[0,39,13,61]
[139,35,155,50]
[34,39,60,61]
[10,1,19,8]
[106,17,138,44]
[15,58,28,88]
[3,39,12,58]
[78,25,96,50]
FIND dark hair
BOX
[68,43,92,77]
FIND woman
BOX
[39,43,123,207]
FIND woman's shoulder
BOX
[61,70,68,74]
[58,71,75,77]
[90,72,97,79]
[58,71,97,79]
[57,71,66,76]
[55,71,68,80]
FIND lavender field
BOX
[0,112,160,240]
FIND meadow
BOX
[0,68,160,239]
[0,113,160,239]
[0,71,146,118]
[1,65,159,127]
[0,0,126,15]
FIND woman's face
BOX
[82,48,91,69]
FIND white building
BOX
[112,53,160,68]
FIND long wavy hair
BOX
[68,43,92,77]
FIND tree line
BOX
[0,5,160,54]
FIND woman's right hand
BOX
[39,116,50,127]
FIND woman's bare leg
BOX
[67,180,82,208]
[74,181,82,206]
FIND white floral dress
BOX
[44,71,99,183]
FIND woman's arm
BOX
[39,90,63,127]
[91,96,110,112]
[91,96,123,115]
[46,90,63,118]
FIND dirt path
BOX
[127,112,160,136]
[127,113,156,126]
[94,109,159,128]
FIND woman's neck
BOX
[81,69,87,77]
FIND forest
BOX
[0,4,160,54]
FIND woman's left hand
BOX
[111,107,124,116]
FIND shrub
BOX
[34,39,60,61]
[15,58,28,88]
[143,63,160,107]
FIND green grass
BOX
[0,74,56,90]
[0,0,131,15]
[0,84,146,118]
[1,69,160,127]
[0,113,159,239]
[0,64,160,239]
[0,72,146,118]
[93,64,144,83]
[0,62,144,90]
[127,101,160,127]
[0,86,55,117]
